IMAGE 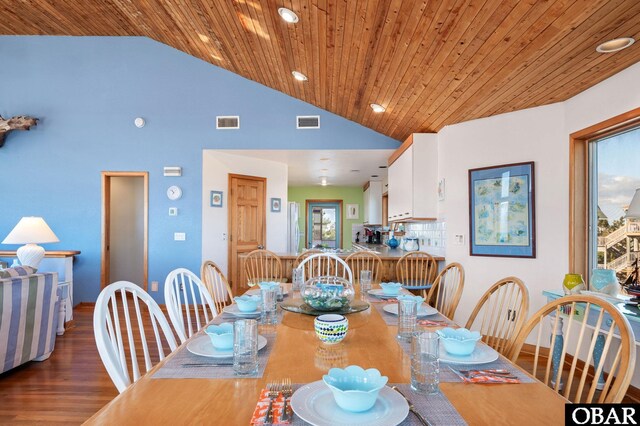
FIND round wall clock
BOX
[167,185,182,200]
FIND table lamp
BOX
[2,217,59,268]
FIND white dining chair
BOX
[94,281,178,394]
[296,253,353,283]
[165,268,219,343]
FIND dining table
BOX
[85,288,568,425]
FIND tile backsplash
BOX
[405,221,447,251]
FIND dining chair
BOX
[94,281,178,394]
[464,276,529,355]
[296,253,353,283]
[164,268,218,343]
[395,251,438,292]
[426,262,464,319]
[508,294,636,403]
[345,251,382,284]
[200,260,234,316]
[293,249,323,269]
[244,249,283,286]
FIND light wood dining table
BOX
[85,297,567,425]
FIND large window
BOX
[589,126,640,283]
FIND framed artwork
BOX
[468,161,535,258]
[271,198,281,212]
[210,190,223,207]
[346,204,359,220]
[438,178,446,201]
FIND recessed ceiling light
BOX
[320,157,330,161]
[320,176,328,186]
[350,169,360,172]
[370,103,386,113]
[378,165,387,169]
[371,175,379,178]
[292,71,308,81]
[278,7,299,23]
[596,37,635,53]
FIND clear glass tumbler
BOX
[360,270,372,295]
[397,297,418,341]
[260,287,278,324]
[292,268,304,294]
[233,319,259,375]
[411,331,440,394]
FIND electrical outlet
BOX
[174,232,186,241]
[151,281,159,292]
[454,234,465,245]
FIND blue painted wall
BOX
[0,36,399,304]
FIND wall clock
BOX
[167,185,182,200]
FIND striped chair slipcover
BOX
[0,271,59,373]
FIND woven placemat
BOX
[284,383,466,425]
[370,301,452,326]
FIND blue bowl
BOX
[436,327,481,356]
[234,295,260,312]
[322,365,388,412]
[380,282,403,296]
[205,323,234,350]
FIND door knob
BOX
[258,245,264,249]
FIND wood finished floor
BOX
[1,304,638,424]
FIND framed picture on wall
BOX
[210,190,223,207]
[468,161,536,258]
[271,198,281,212]
[346,204,359,219]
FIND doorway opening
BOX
[101,172,149,290]
[305,200,343,249]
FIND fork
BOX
[264,382,279,425]
[281,378,293,421]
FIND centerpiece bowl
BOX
[302,276,355,311]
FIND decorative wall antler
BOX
[0,115,39,147]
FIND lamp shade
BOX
[2,217,59,244]
[627,189,640,219]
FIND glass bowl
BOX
[302,276,355,311]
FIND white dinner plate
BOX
[223,304,262,318]
[186,335,267,358]
[367,289,403,299]
[291,380,408,426]
[438,342,499,365]
[382,303,438,317]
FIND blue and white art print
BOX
[469,162,535,258]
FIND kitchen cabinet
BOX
[387,133,438,222]
[363,181,383,225]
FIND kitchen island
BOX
[235,244,445,294]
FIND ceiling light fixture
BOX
[596,37,635,53]
[292,71,308,81]
[320,157,330,161]
[370,103,386,113]
[378,165,387,169]
[320,177,328,186]
[278,7,299,23]
[350,169,360,173]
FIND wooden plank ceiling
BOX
[1,0,639,140]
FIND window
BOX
[589,126,640,283]
[306,201,342,249]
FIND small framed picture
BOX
[210,190,223,208]
[271,198,281,212]
[346,204,359,219]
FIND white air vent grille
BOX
[216,116,240,129]
[297,115,320,129]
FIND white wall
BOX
[201,151,288,276]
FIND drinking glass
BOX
[292,268,304,294]
[411,331,440,394]
[397,297,418,341]
[233,319,258,375]
[360,270,372,295]
[260,287,278,324]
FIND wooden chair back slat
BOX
[426,262,464,319]
[164,268,218,343]
[465,277,529,355]
[201,260,234,314]
[508,295,636,403]
[346,251,382,285]
[244,249,283,286]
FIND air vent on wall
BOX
[297,115,320,129]
[216,116,240,129]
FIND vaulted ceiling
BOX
[1,1,640,141]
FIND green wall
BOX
[288,186,364,251]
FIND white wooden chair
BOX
[508,294,636,403]
[94,281,178,394]
[201,260,234,314]
[164,268,218,343]
[296,253,353,283]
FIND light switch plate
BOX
[174,232,186,241]
[169,207,178,216]
[454,234,465,245]
[151,281,159,292]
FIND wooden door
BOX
[228,174,266,293]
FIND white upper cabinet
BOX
[387,133,438,222]
[363,181,383,225]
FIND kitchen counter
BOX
[263,244,445,261]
